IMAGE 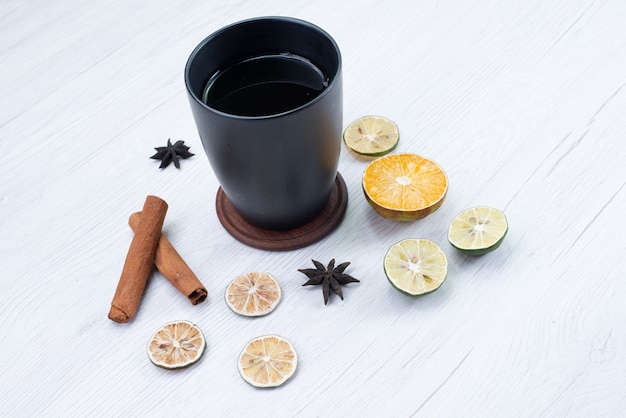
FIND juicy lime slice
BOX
[147,320,206,369]
[343,115,399,156]
[384,239,448,296]
[238,334,298,388]
[225,272,282,317]
[448,206,508,255]
[362,153,448,221]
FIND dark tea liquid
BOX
[202,53,329,117]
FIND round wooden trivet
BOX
[215,173,348,251]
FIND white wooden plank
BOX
[1,0,625,416]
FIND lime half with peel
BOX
[383,239,448,296]
[448,206,508,255]
[343,115,399,156]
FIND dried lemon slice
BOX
[448,206,508,255]
[238,334,298,388]
[147,320,206,369]
[362,153,448,221]
[384,239,448,296]
[343,115,399,156]
[225,272,282,317]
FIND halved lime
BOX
[147,320,206,369]
[343,115,399,156]
[383,239,448,296]
[448,206,508,255]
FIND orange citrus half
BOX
[238,334,298,388]
[225,272,282,317]
[362,153,448,221]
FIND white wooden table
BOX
[2,0,625,416]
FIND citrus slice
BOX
[384,239,448,296]
[448,206,508,255]
[225,272,282,317]
[343,115,399,156]
[147,320,206,369]
[362,153,447,221]
[238,334,298,388]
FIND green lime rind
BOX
[345,134,399,157]
[343,115,399,157]
[447,207,508,256]
[383,238,448,296]
[384,265,445,297]
[449,227,507,256]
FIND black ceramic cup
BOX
[185,17,343,230]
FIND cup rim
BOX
[184,16,342,120]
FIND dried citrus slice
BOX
[343,115,399,156]
[147,320,206,369]
[225,272,282,317]
[362,153,447,221]
[448,206,508,255]
[238,334,298,388]
[384,238,448,296]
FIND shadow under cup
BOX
[185,17,343,230]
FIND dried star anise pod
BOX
[151,139,194,169]
[298,259,360,305]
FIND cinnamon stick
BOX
[108,195,168,323]
[129,212,207,305]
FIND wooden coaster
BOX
[216,173,348,251]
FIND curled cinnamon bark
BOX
[129,212,207,305]
[108,196,168,323]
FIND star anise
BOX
[298,259,360,305]
[151,139,194,169]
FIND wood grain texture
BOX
[1,0,625,416]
